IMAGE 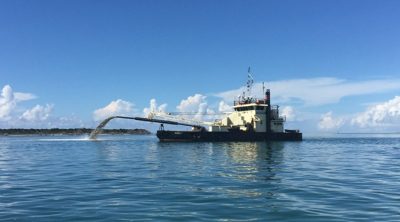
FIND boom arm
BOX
[147,111,214,126]
[89,115,208,140]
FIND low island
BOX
[0,128,151,136]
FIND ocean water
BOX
[0,135,399,221]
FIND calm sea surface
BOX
[0,135,399,221]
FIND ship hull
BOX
[157,130,302,142]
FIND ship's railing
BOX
[271,116,286,122]
[234,98,267,106]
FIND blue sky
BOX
[1,0,400,132]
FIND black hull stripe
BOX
[157,131,302,142]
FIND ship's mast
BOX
[246,67,254,98]
[262,82,265,96]
[266,89,271,134]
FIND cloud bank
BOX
[3,77,400,133]
[0,85,85,128]
[318,111,344,131]
[215,78,400,106]
[312,95,400,132]
[20,104,53,122]
[0,85,36,120]
[93,99,136,121]
[176,94,215,120]
[351,96,400,128]
[281,106,296,121]
[143,99,167,117]
[218,100,232,113]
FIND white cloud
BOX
[177,94,206,112]
[52,115,86,128]
[7,115,86,129]
[215,78,400,106]
[1,85,13,101]
[0,84,88,129]
[218,100,232,112]
[351,96,400,128]
[176,94,214,121]
[281,106,296,121]
[0,85,36,120]
[318,111,344,131]
[0,85,16,120]
[93,99,136,121]
[143,98,167,117]
[20,104,53,121]
[14,92,36,102]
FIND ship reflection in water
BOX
[155,140,290,200]
[217,142,286,199]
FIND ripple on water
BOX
[0,135,399,221]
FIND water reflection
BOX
[223,142,285,179]
[94,142,122,162]
[226,142,285,162]
[1,136,399,220]
[90,139,294,210]
[219,142,288,204]
[155,141,287,178]
[155,141,289,202]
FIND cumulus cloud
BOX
[0,85,16,120]
[93,99,136,121]
[351,96,400,128]
[20,104,53,121]
[0,85,86,128]
[318,111,344,131]
[6,114,86,129]
[218,100,232,112]
[281,106,296,121]
[177,94,206,112]
[215,78,400,106]
[0,85,36,120]
[143,98,167,117]
[176,94,214,120]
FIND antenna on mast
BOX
[262,82,265,96]
[246,66,254,98]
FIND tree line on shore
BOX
[0,128,151,135]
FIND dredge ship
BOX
[90,70,302,142]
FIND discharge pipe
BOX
[89,116,204,140]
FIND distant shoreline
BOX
[0,128,151,136]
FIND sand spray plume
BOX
[89,116,115,140]
[89,116,136,140]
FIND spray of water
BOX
[89,116,140,140]
[89,116,118,140]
